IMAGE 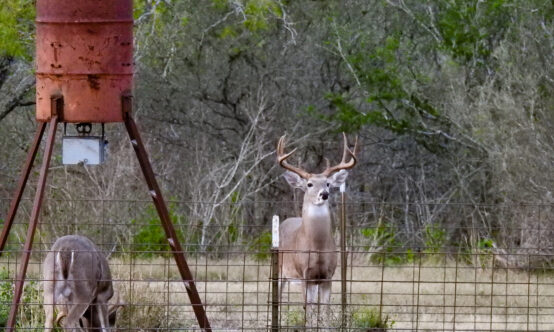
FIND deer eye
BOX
[307,183,313,187]
[326,183,330,187]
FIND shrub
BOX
[0,268,45,329]
[423,224,446,254]
[361,222,413,265]
[249,231,272,261]
[351,307,394,331]
[131,204,186,258]
[0,268,11,327]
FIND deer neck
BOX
[298,202,333,249]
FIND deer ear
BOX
[329,169,349,187]
[283,171,307,191]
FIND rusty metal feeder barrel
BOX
[36,0,133,123]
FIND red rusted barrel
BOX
[36,0,133,123]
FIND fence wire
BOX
[0,198,553,331]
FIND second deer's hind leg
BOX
[43,281,55,332]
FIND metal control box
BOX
[62,136,106,165]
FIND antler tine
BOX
[277,135,312,179]
[321,132,358,176]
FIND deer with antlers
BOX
[43,235,122,332]
[277,133,357,317]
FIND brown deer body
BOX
[43,235,117,332]
[277,134,357,313]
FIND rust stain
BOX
[87,74,100,90]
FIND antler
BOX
[277,135,312,179]
[320,132,358,177]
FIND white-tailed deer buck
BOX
[43,235,120,332]
[277,133,357,314]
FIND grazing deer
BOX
[43,235,117,332]
[277,133,357,315]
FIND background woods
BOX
[0,0,553,265]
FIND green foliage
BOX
[0,268,44,328]
[478,238,494,250]
[18,279,43,328]
[283,307,304,327]
[0,0,35,59]
[225,191,242,245]
[249,231,272,261]
[133,0,147,20]
[133,0,170,35]
[243,0,282,31]
[434,0,512,65]
[314,1,529,153]
[131,204,185,258]
[460,237,496,266]
[209,0,284,40]
[351,307,394,330]
[423,224,446,254]
[361,222,413,265]
[0,268,11,327]
[320,33,448,152]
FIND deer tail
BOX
[56,249,74,280]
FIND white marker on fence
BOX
[272,215,279,248]
[340,182,346,193]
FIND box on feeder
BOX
[62,123,107,165]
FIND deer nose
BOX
[321,192,329,200]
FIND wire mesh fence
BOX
[0,197,553,331]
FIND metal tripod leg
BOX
[0,122,47,254]
[6,109,59,331]
[122,95,212,331]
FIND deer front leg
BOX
[43,302,54,332]
[95,302,111,332]
[318,281,333,328]
[318,280,331,304]
[305,282,320,328]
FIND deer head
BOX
[55,290,125,331]
[277,132,357,207]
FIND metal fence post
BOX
[271,215,280,332]
[340,182,347,330]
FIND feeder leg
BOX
[0,122,47,254]
[6,114,59,331]
[122,96,212,331]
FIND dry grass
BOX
[2,255,554,331]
